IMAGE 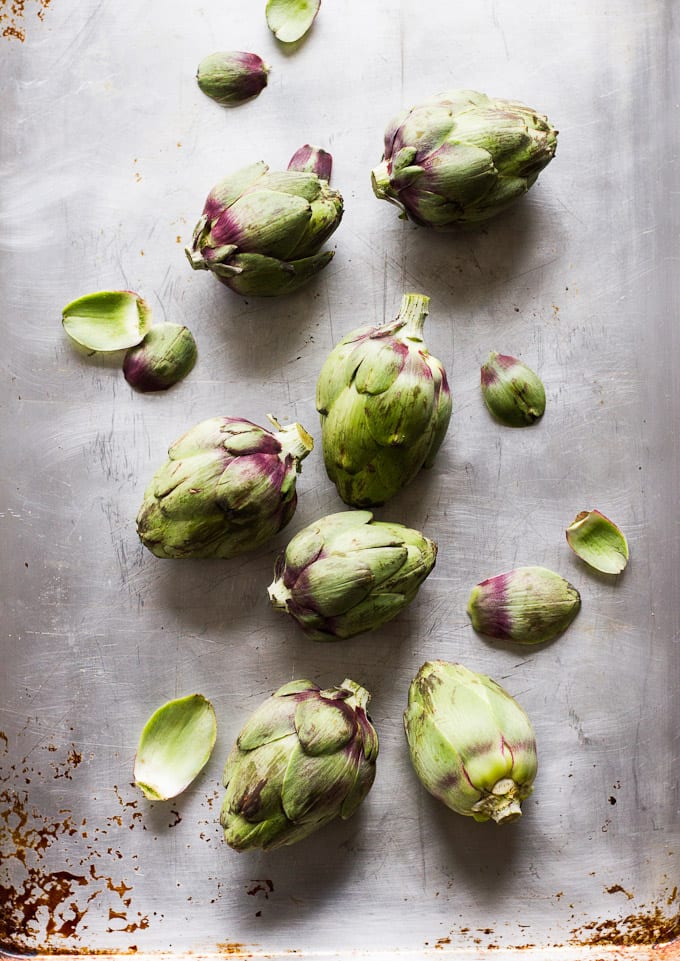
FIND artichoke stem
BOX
[277,422,314,463]
[341,678,370,711]
[267,579,291,611]
[397,292,430,340]
[371,161,392,200]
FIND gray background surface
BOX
[1,0,679,955]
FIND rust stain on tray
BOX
[0,740,147,950]
[1,0,52,41]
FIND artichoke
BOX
[186,147,343,296]
[316,292,451,506]
[268,510,437,641]
[404,661,538,824]
[221,678,379,851]
[136,415,313,559]
[372,90,558,227]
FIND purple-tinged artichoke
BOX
[186,147,343,297]
[123,324,197,392]
[136,416,313,559]
[221,677,378,851]
[404,661,538,824]
[372,90,557,228]
[316,292,452,507]
[196,51,270,106]
[268,510,437,641]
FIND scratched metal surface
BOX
[1,0,679,956]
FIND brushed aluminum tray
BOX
[1,1,678,959]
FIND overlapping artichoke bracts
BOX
[372,90,557,227]
[316,293,452,507]
[186,150,343,296]
[404,661,538,824]
[136,416,313,559]
[268,511,437,640]
[221,678,379,851]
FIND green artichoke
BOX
[316,292,452,507]
[268,511,437,641]
[136,416,313,559]
[221,678,379,851]
[404,661,538,824]
[186,147,343,296]
[372,90,558,227]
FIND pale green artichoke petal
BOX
[316,343,363,414]
[363,370,435,446]
[340,757,377,819]
[280,741,356,822]
[330,593,409,638]
[236,698,297,751]
[289,194,344,258]
[257,170,322,201]
[151,456,227,516]
[293,554,375,616]
[294,697,356,756]
[327,522,407,555]
[420,141,497,205]
[274,679,319,697]
[167,417,237,459]
[225,189,311,259]
[423,369,454,468]
[220,806,290,852]
[223,738,293,820]
[208,162,269,210]
[214,454,283,518]
[322,390,377,473]
[353,342,405,395]
[225,250,334,297]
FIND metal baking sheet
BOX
[1,0,678,958]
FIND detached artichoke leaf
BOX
[62,290,152,353]
[467,565,581,644]
[481,352,546,427]
[266,0,321,43]
[196,51,269,107]
[123,324,197,392]
[134,694,217,801]
[566,510,629,574]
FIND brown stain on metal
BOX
[1,0,52,41]
[571,903,680,946]
[606,883,634,900]
[215,944,254,957]
[0,742,144,950]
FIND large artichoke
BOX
[404,661,538,824]
[136,416,313,558]
[221,678,379,851]
[371,90,558,227]
[316,292,451,506]
[186,146,343,296]
[268,511,437,641]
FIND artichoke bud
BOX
[186,158,343,296]
[316,292,452,507]
[220,676,378,851]
[480,352,546,427]
[136,416,313,559]
[372,90,558,228]
[288,144,333,183]
[123,324,197,392]
[404,661,538,824]
[196,51,270,106]
[268,511,437,641]
[467,565,581,644]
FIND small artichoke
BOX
[268,511,437,641]
[123,324,197,392]
[186,148,343,297]
[404,661,538,824]
[372,90,558,227]
[136,416,313,559]
[316,292,452,507]
[196,51,270,106]
[221,677,379,851]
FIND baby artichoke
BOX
[316,292,451,507]
[186,147,343,296]
[372,90,557,227]
[404,661,538,824]
[136,416,313,559]
[221,678,379,851]
[268,510,437,641]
